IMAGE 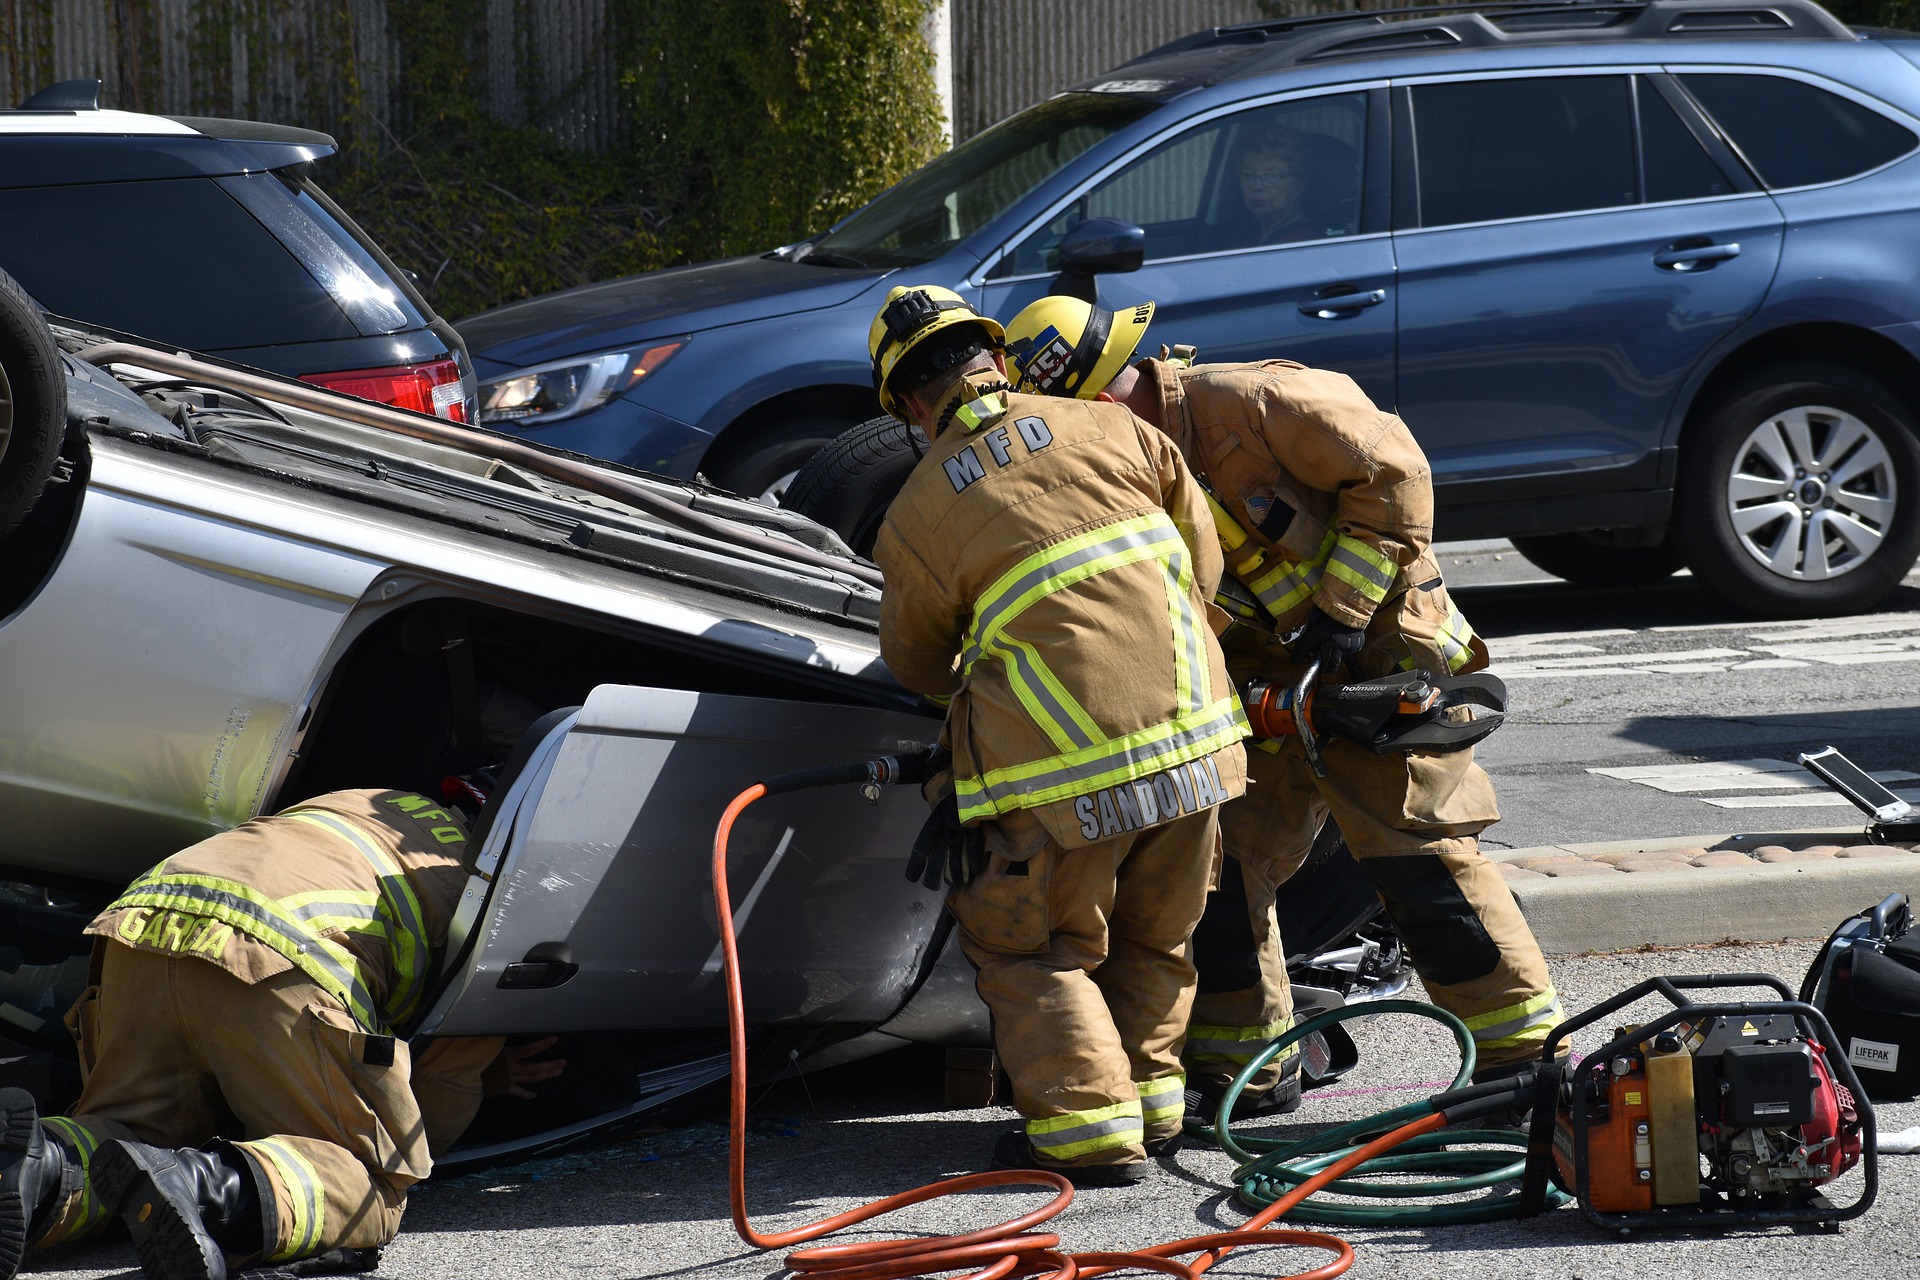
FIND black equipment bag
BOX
[1800,892,1920,1099]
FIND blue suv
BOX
[460,0,1920,616]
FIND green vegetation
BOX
[3,0,943,319]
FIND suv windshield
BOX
[808,93,1155,268]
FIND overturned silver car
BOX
[0,268,1393,1164]
[0,264,979,1158]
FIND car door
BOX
[975,87,1398,410]
[1391,71,1784,520]
[418,684,945,1037]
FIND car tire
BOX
[1673,363,1920,618]
[705,416,852,507]
[781,414,921,557]
[1509,531,1684,587]
[0,268,66,542]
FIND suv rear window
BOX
[1679,73,1917,188]
[0,176,360,350]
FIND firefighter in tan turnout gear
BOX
[868,284,1249,1185]
[1004,295,1563,1121]
[0,788,564,1280]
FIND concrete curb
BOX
[1485,828,1920,954]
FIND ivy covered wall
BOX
[1,0,944,319]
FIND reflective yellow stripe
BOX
[995,632,1102,752]
[1183,1021,1299,1066]
[1325,535,1396,604]
[281,809,432,1026]
[113,872,384,1032]
[1464,988,1564,1051]
[1136,1074,1186,1125]
[953,392,1007,433]
[954,698,1247,823]
[964,515,1186,670]
[954,512,1238,821]
[36,1118,105,1244]
[1243,529,1335,618]
[1027,1099,1143,1160]
[1436,599,1478,674]
[245,1138,323,1261]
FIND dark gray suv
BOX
[0,80,477,426]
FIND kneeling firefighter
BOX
[1003,296,1563,1120]
[868,284,1250,1185]
[0,788,564,1280]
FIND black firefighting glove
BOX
[1288,606,1366,671]
[906,784,989,891]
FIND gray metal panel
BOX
[422,684,945,1037]
[0,443,381,873]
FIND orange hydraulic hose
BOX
[712,782,1444,1280]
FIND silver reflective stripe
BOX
[965,705,1244,814]
[1472,998,1564,1046]
[288,901,378,925]
[1327,541,1396,598]
[282,809,431,1023]
[117,879,380,1031]
[1027,1113,1143,1155]
[1184,1036,1299,1063]
[1167,548,1207,715]
[998,635,1098,751]
[964,521,1182,670]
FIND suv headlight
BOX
[478,341,685,425]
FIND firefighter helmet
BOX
[867,285,1005,420]
[1004,296,1155,399]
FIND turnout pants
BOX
[950,806,1218,1168]
[1188,731,1561,1091]
[34,942,433,1260]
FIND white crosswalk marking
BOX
[1586,758,1920,809]
[1590,761,1919,793]
[1489,614,1920,678]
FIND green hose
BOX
[1186,999,1572,1225]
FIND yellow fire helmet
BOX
[1004,295,1155,399]
[867,284,1006,420]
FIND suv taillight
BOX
[299,359,470,423]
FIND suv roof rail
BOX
[1129,0,1855,69]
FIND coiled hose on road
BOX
[711,774,1562,1280]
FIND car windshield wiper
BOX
[794,245,868,269]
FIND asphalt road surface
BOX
[1448,542,1920,852]
[30,943,1913,1280]
[25,546,1920,1280]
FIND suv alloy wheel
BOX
[1674,363,1920,617]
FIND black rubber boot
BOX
[0,1087,78,1280]
[94,1140,264,1280]
[1183,1069,1303,1128]
[989,1130,1147,1187]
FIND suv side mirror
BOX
[1052,219,1145,302]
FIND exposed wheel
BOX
[781,414,921,557]
[1673,363,1920,618]
[1509,531,1684,586]
[704,415,850,507]
[0,267,65,541]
